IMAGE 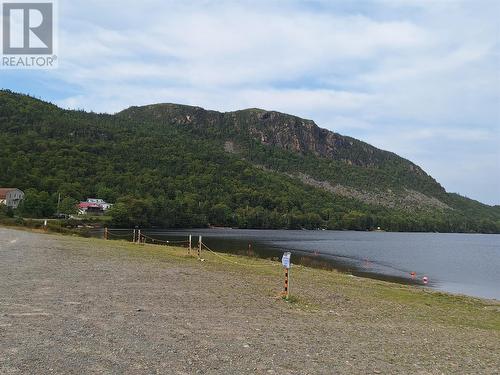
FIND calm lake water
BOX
[109,229,500,300]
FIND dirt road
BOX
[0,227,498,374]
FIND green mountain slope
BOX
[1,89,499,232]
[119,104,448,207]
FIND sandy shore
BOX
[0,227,499,374]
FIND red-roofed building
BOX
[78,198,112,215]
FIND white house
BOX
[85,198,112,210]
[0,188,24,209]
[78,198,112,215]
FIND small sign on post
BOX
[282,252,291,299]
[282,252,291,269]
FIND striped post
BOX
[188,235,192,255]
[198,235,202,258]
[284,268,289,299]
[137,229,141,244]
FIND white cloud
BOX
[55,2,431,88]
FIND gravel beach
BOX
[0,227,498,374]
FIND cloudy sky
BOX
[1,0,499,205]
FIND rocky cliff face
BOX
[224,109,430,178]
[122,105,423,171]
[229,109,344,156]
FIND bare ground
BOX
[0,227,498,374]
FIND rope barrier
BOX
[107,231,133,238]
[107,231,188,246]
[201,242,279,269]
[107,231,277,269]
[140,233,189,244]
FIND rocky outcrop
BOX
[121,104,426,172]
[290,172,450,211]
[225,109,427,175]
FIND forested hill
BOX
[1,89,499,233]
[119,104,445,200]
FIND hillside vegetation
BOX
[1,90,499,232]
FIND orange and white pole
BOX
[282,252,291,300]
[284,268,289,299]
[198,235,202,258]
